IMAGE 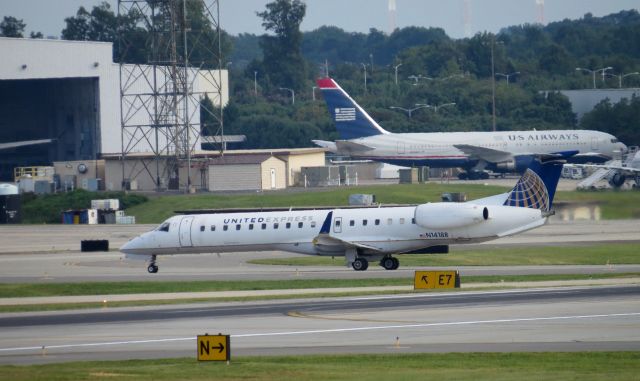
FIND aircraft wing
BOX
[454,144,513,163]
[573,152,616,162]
[313,234,384,253]
[335,140,375,154]
[0,139,54,150]
[311,139,337,153]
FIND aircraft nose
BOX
[120,236,142,254]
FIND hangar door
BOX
[209,164,261,191]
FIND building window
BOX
[200,225,205,232]
[210,225,216,231]
[298,222,303,228]
[236,224,241,231]
[223,225,229,231]
[286,222,291,229]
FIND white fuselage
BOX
[340,130,625,170]
[121,202,545,259]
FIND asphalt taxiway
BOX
[0,219,639,283]
[0,285,638,364]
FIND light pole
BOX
[361,63,368,93]
[394,63,403,85]
[415,102,456,113]
[490,37,502,131]
[279,87,295,105]
[576,66,613,89]
[389,105,430,119]
[312,86,317,101]
[495,71,520,85]
[608,72,640,88]
[253,70,258,96]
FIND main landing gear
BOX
[351,257,369,271]
[380,256,400,270]
[147,255,159,273]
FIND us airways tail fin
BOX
[316,77,389,140]
[503,158,564,212]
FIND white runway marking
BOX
[1,312,639,353]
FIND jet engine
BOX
[607,172,626,188]
[495,160,516,171]
[414,203,489,229]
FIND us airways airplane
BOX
[121,156,565,273]
[314,77,626,179]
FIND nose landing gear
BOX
[147,255,159,273]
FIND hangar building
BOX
[0,37,228,182]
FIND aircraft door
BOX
[179,216,194,247]
[333,217,342,233]
[591,137,599,151]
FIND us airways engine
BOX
[414,203,489,229]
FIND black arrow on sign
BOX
[214,342,225,353]
[421,275,428,284]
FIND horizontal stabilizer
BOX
[454,144,512,163]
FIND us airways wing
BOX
[454,144,513,163]
[335,140,375,153]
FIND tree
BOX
[257,0,307,91]
[0,16,26,37]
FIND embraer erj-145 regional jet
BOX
[121,156,566,273]
[314,77,626,179]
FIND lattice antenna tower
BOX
[118,0,224,191]
[463,0,472,38]
[388,0,397,34]
[535,0,545,25]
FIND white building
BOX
[0,37,228,181]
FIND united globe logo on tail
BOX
[503,168,550,212]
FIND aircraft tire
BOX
[352,258,368,271]
[381,257,395,270]
[391,257,400,270]
[147,264,159,274]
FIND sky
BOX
[2,0,639,39]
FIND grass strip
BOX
[2,352,639,381]
[249,243,640,267]
[1,273,639,299]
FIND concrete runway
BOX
[0,219,639,282]
[0,285,638,364]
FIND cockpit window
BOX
[157,222,170,232]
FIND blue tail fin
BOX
[317,78,389,140]
[503,158,564,212]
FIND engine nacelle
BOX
[414,203,489,229]
[495,160,516,171]
[608,172,626,188]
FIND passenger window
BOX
[362,219,367,226]
[158,222,170,232]
[236,224,241,231]
[387,218,393,225]
[249,224,254,230]
[399,218,405,225]
[223,225,229,231]
[335,220,341,227]
[210,225,216,231]
[298,222,303,228]
[261,223,267,230]
[311,221,316,228]
[350,220,355,226]
[375,219,380,226]
[411,218,416,224]
[200,225,205,232]
[274,223,279,229]
[286,222,291,229]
